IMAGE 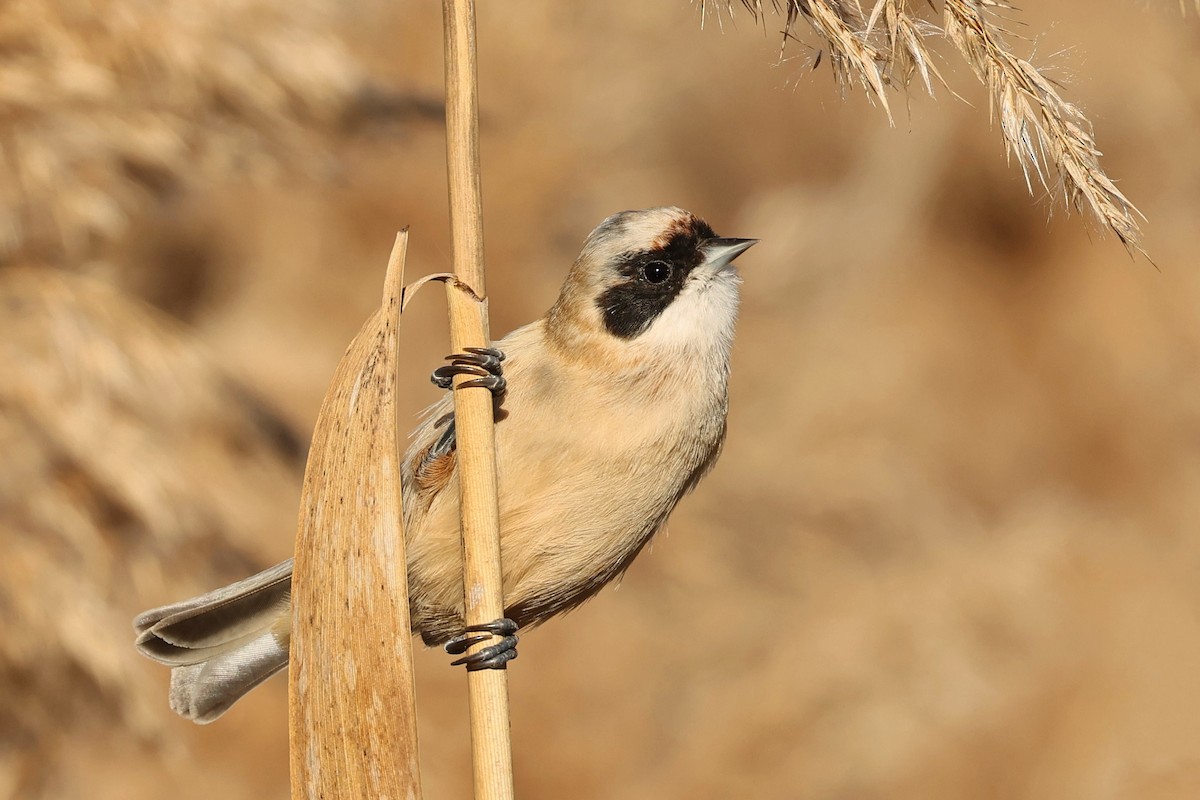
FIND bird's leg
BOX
[432,348,513,669]
[431,347,506,397]
[444,618,519,671]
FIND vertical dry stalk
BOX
[288,233,423,800]
[440,1,516,799]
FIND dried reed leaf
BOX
[290,232,421,797]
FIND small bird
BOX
[134,207,755,723]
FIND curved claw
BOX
[458,374,506,394]
[432,362,487,386]
[443,617,520,671]
[430,348,507,397]
[464,618,519,636]
[448,348,504,373]
[450,636,519,671]
[463,346,505,361]
[444,634,491,655]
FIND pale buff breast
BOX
[402,319,728,642]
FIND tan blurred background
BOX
[3,1,1200,798]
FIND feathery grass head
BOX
[942,0,1144,254]
[726,0,1150,255]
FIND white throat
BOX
[633,269,741,360]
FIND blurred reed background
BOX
[2,1,1200,798]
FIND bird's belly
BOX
[491,412,720,628]
[406,376,725,642]
[494,480,668,626]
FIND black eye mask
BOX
[597,221,717,339]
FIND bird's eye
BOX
[641,261,672,284]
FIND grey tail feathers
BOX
[134,559,294,724]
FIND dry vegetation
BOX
[3,0,1200,799]
[0,0,435,273]
[0,269,304,798]
[724,0,1147,251]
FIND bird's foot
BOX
[444,617,519,671]
[431,347,506,397]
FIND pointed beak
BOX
[701,237,758,272]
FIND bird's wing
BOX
[400,389,460,529]
[412,413,458,496]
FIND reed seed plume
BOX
[721,1,895,118]
[866,1,945,96]
[942,0,1145,254]
[728,0,1147,254]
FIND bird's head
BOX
[548,207,755,360]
